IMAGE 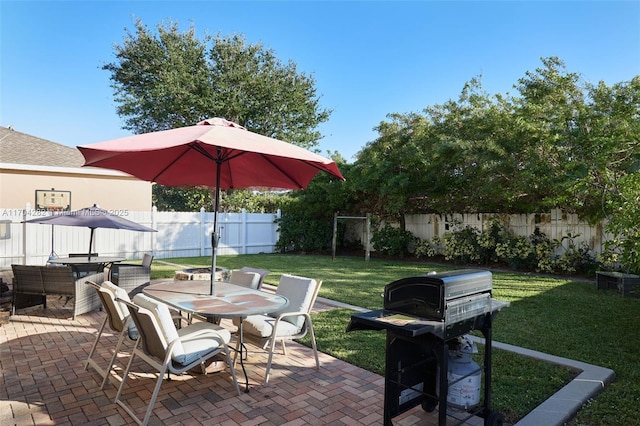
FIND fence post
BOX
[366,213,371,262]
[22,203,29,265]
[151,205,157,257]
[275,209,281,251]
[200,207,206,257]
[332,212,338,260]
[241,208,247,255]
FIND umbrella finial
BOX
[197,118,246,130]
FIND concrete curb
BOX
[156,272,616,425]
[485,340,616,426]
[314,295,616,426]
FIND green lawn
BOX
[149,253,639,425]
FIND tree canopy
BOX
[103,20,331,211]
[349,57,640,223]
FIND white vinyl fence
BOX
[348,209,611,255]
[0,205,281,267]
[2,205,611,267]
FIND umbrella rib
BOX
[151,146,194,182]
[188,143,249,189]
[189,143,247,164]
[259,154,320,189]
[187,143,315,189]
[150,142,245,183]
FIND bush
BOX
[371,224,415,257]
[495,235,535,270]
[476,219,506,264]
[415,236,443,258]
[275,212,333,253]
[443,225,481,264]
[554,233,599,275]
[439,223,600,275]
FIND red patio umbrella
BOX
[78,118,345,294]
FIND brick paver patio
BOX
[0,295,465,425]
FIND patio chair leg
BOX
[115,341,143,425]
[224,346,242,396]
[115,339,168,426]
[100,321,130,389]
[307,317,320,369]
[85,316,108,371]
[264,336,278,385]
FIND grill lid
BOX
[384,269,492,320]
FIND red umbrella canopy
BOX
[78,118,345,189]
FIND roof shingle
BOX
[0,126,85,168]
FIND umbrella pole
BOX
[210,162,222,295]
[211,211,218,295]
[89,228,95,260]
[48,225,58,260]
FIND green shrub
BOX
[415,236,443,258]
[554,233,599,275]
[439,223,601,275]
[275,212,333,253]
[495,235,535,269]
[599,241,624,272]
[443,225,481,263]
[371,224,415,257]
[476,219,506,264]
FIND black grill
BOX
[346,269,508,426]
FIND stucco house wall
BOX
[0,126,151,210]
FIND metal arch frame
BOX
[331,212,371,262]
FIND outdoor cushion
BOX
[175,322,229,365]
[240,314,301,338]
[133,293,228,365]
[178,321,231,343]
[269,274,317,329]
[133,294,183,359]
[228,270,261,289]
[102,281,130,322]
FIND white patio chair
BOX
[227,269,262,289]
[84,280,136,389]
[238,266,270,289]
[115,293,240,426]
[234,274,322,384]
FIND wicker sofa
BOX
[11,264,104,319]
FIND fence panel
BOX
[0,206,280,267]
[402,210,609,255]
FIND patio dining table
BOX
[143,280,288,392]
[48,256,125,277]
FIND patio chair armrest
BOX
[269,311,312,336]
[273,310,308,321]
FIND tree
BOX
[582,77,640,271]
[104,20,330,211]
[351,112,432,229]
[275,153,352,253]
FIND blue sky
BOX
[1,1,639,162]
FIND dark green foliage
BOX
[371,224,415,257]
[443,225,482,264]
[425,221,601,275]
[275,212,334,253]
[346,58,640,272]
[104,21,331,212]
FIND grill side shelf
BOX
[346,310,444,338]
